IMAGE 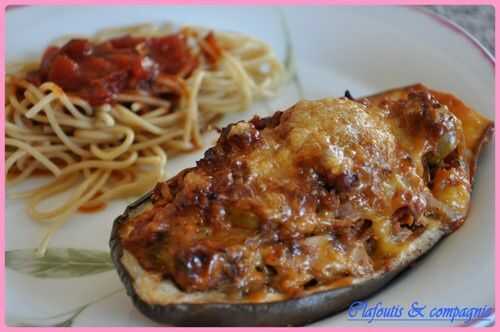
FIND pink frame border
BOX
[1,1,497,330]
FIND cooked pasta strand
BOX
[5,23,284,254]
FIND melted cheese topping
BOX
[118,85,492,300]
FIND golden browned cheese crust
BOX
[118,84,492,299]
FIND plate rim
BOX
[6,4,495,68]
[409,6,494,67]
[4,5,495,328]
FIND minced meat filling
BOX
[119,88,471,297]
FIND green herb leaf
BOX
[6,248,114,278]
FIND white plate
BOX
[5,5,494,327]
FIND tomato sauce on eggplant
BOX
[118,86,475,298]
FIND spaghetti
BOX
[5,23,284,254]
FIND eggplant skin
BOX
[110,192,442,327]
[109,85,492,326]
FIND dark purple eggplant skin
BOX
[109,192,440,327]
[109,85,491,326]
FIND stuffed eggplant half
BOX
[110,84,492,326]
